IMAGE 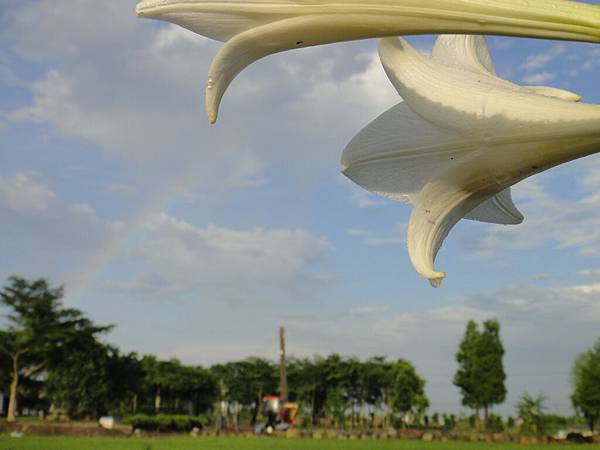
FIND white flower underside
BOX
[341,34,600,287]
[136,0,600,122]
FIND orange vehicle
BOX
[260,395,298,432]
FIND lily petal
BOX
[343,37,524,226]
[342,35,600,287]
[523,86,582,102]
[136,0,600,122]
[431,34,524,225]
[464,189,523,225]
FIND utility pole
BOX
[279,326,288,402]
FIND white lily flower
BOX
[341,34,600,287]
[136,0,600,123]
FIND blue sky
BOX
[2,0,600,416]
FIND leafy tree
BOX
[211,357,277,425]
[571,338,600,431]
[360,357,392,426]
[287,356,328,425]
[478,319,507,418]
[112,352,146,414]
[141,356,182,412]
[324,386,346,428]
[171,364,217,414]
[517,392,546,434]
[286,355,410,427]
[140,357,217,416]
[241,357,278,425]
[287,357,323,424]
[454,319,506,422]
[389,358,429,423]
[343,357,363,427]
[44,342,138,418]
[0,277,110,421]
[454,321,480,415]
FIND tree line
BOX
[1,277,599,432]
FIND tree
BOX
[210,357,277,426]
[0,277,111,421]
[141,356,181,412]
[361,357,392,427]
[287,357,323,425]
[389,358,429,424]
[477,319,507,418]
[454,319,506,422]
[287,355,354,426]
[169,364,217,414]
[517,392,546,434]
[571,338,600,432]
[324,386,346,428]
[44,343,144,419]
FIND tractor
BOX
[256,395,298,434]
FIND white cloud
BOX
[570,282,600,294]
[462,173,600,259]
[295,50,397,127]
[0,172,117,240]
[0,172,122,280]
[224,149,266,189]
[578,269,600,280]
[0,171,56,214]
[522,44,566,71]
[568,48,600,78]
[521,71,556,84]
[102,212,332,303]
[347,223,407,246]
[347,184,385,208]
[153,24,209,50]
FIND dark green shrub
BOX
[486,414,504,432]
[468,414,477,428]
[541,414,571,435]
[124,413,207,432]
[390,415,404,429]
[443,413,457,431]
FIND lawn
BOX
[0,436,590,450]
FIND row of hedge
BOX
[123,414,208,432]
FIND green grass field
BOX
[0,436,591,450]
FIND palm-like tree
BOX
[517,392,546,434]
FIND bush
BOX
[507,416,515,428]
[442,413,457,431]
[390,415,404,429]
[124,413,208,432]
[485,414,504,432]
[468,414,477,428]
[541,414,570,435]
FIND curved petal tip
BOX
[207,109,218,124]
[205,77,219,124]
[429,276,445,289]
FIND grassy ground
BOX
[0,436,591,450]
